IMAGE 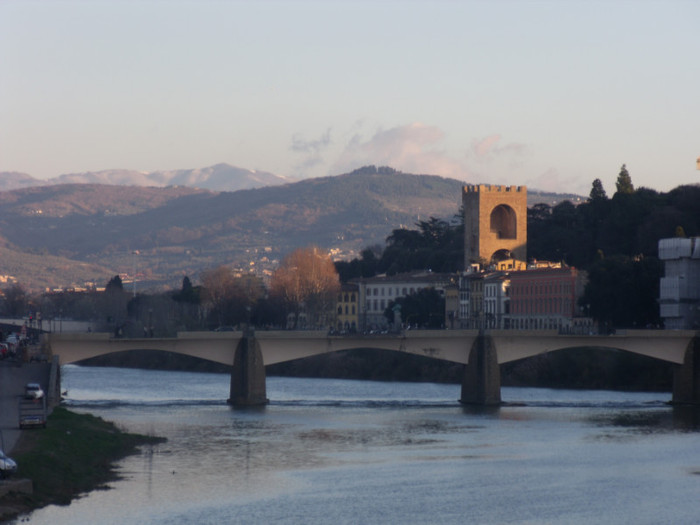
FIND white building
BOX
[354,271,456,330]
[659,237,700,329]
[483,273,510,329]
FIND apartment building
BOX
[354,271,456,330]
[507,266,587,331]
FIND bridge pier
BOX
[460,332,501,406]
[228,331,268,406]
[672,336,700,405]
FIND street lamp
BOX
[132,250,140,298]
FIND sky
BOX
[1,0,699,196]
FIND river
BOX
[13,365,700,524]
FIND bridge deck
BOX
[45,329,697,367]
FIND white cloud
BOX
[289,128,333,177]
[330,123,470,180]
[291,128,332,155]
[319,123,585,194]
[469,134,528,164]
[525,167,586,195]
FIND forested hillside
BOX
[0,168,463,289]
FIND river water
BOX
[15,365,700,524]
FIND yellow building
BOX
[335,283,359,333]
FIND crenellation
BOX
[463,184,525,194]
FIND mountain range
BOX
[0,163,290,193]
[0,165,581,292]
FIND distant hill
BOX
[0,172,44,192]
[0,163,290,193]
[0,166,582,291]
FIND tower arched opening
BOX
[490,249,513,263]
[490,205,517,239]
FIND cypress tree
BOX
[615,164,634,194]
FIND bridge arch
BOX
[501,345,673,391]
[45,332,243,367]
[76,347,233,372]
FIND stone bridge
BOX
[44,329,700,406]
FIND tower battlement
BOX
[463,184,526,194]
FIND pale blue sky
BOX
[1,0,698,195]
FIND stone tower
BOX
[462,184,527,267]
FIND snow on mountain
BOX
[0,163,291,192]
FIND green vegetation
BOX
[4,407,164,516]
[335,215,464,280]
[615,164,635,194]
[384,288,446,329]
[527,176,700,329]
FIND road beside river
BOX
[0,363,50,453]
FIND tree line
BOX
[1,247,340,338]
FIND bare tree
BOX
[270,246,340,329]
[200,266,265,328]
[3,283,28,317]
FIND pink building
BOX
[507,266,588,331]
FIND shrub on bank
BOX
[2,407,164,519]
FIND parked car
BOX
[0,450,17,478]
[25,382,44,400]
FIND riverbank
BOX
[0,407,164,522]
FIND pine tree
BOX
[105,275,123,292]
[589,178,608,201]
[615,164,634,194]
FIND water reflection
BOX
[589,405,700,434]
[671,405,700,431]
[458,404,502,417]
[18,371,700,525]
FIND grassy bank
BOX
[1,407,164,521]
